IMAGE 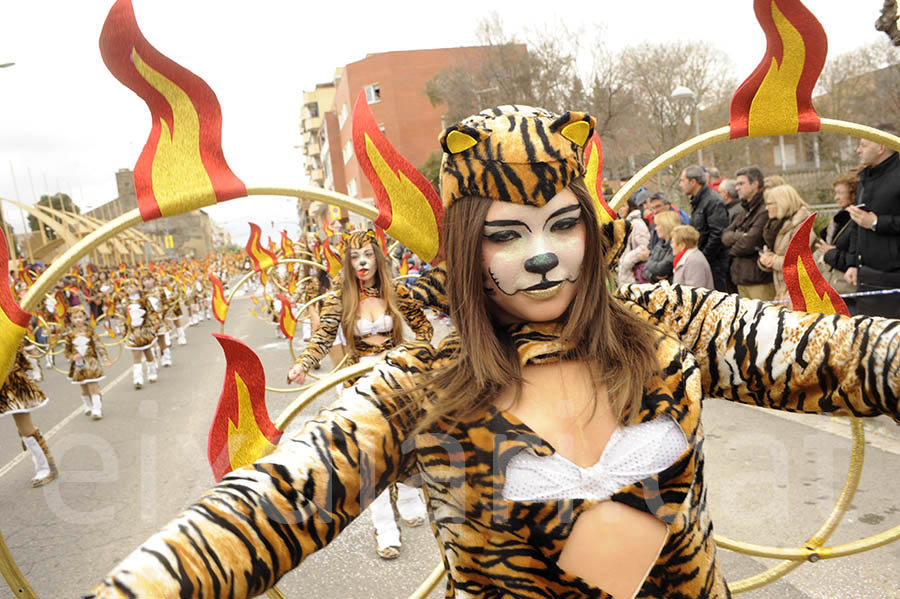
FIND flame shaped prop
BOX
[276,294,297,339]
[280,231,295,258]
[0,230,32,389]
[583,132,617,223]
[287,272,298,295]
[398,254,410,276]
[352,90,444,263]
[209,274,229,324]
[323,241,342,277]
[374,226,389,255]
[99,0,247,221]
[783,214,849,315]
[245,223,278,285]
[208,334,282,482]
[730,0,827,138]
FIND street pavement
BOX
[0,292,899,599]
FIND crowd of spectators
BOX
[615,127,900,318]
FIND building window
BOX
[338,104,349,128]
[347,178,358,197]
[305,102,319,119]
[365,84,381,104]
[343,139,354,163]
[773,143,797,169]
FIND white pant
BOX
[369,482,426,550]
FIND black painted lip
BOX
[524,278,561,291]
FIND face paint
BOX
[350,243,378,287]
[481,187,585,323]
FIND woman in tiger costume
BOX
[288,228,433,559]
[90,107,900,599]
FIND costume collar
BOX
[504,320,578,368]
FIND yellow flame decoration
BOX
[583,147,612,224]
[364,133,440,262]
[132,49,217,217]
[796,256,836,314]
[227,371,277,471]
[0,311,26,389]
[748,1,805,137]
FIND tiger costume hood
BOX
[439,105,596,208]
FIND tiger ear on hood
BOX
[549,111,596,147]
[438,124,491,154]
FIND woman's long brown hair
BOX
[415,177,660,432]
[340,241,403,359]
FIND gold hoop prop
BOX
[0,528,37,599]
[608,120,900,592]
[96,313,127,348]
[24,315,53,355]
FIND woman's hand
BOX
[758,254,774,269]
[287,363,307,385]
[814,239,835,254]
[637,247,651,261]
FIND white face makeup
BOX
[481,187,585,323]
[350,243,378,287]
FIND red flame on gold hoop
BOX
[352,90,443,264]
[276,294,297,339]
[208,334,282,481]
[583,132,617,223]
[209,274,229,324]
[730,0,827,138]
[783,214,848,316]
[245,223,278,285]
[99,0,246,221]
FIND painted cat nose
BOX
[524,252,559,275]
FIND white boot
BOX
[90,395,103,420]
[22,431,58,487]
[205,307,212,320]
[81,394,92,415]
[161,347,172,367]
[147,361,158,383]
[177,326,187,346]
[133,363,144,389]
[189,312,198,326]
[164,331,171,347]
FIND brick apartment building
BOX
[298,46,504,232]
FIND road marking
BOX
[0,366,132,480]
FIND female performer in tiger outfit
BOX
[288,228,433,559]
[90,107,900,599]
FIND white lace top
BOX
[502,415,688,502]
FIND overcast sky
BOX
[0,0,888,247]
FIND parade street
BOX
[1,293,898,599]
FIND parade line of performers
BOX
[2,242,438,558]
[1,255,239,488]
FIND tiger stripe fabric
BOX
[89,284,900,598]
[439,106,595,208]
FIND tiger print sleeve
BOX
[407,265,449,316]
[618,283,900,422]
[87,342,434,599]
[294,288,343,371]
[396,283,433,343]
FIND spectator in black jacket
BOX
[721,166,774,300]
[679,165,730,291]
[844,125,900,318]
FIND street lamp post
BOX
[671,85,703,166]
